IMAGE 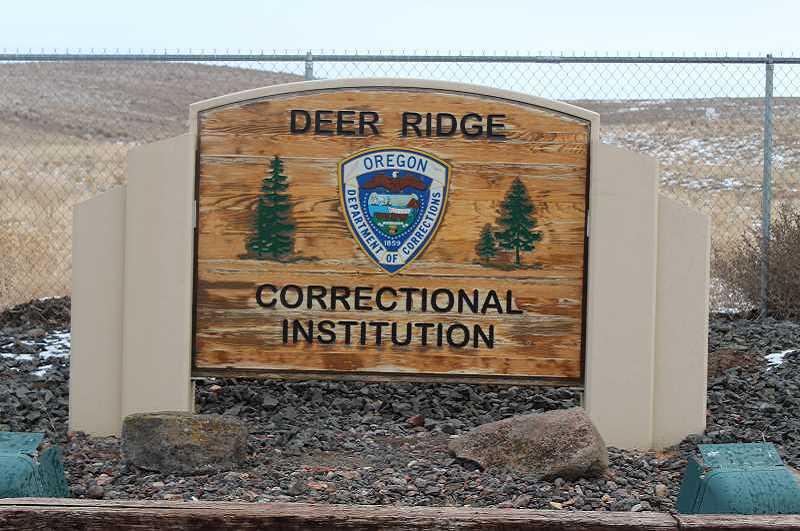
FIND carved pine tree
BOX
[495,178,542,265]
[476,223,498,262]
[246,156,294,260]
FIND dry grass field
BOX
[579,97,800,310]
[1,61,799,309]
[0,62,302,307]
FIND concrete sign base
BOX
[69,80,709,450]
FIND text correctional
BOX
[255,284,525,349]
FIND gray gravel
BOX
[709,315,800,354]
[61,378,679,511]
[698,317,800,468]
[0,297,71,440]
[1,298,799,511]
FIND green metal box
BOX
[678,442,800,514]
[0,432,69,498]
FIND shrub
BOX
[715,205,800,320]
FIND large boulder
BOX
[122,412,247,474]
[448,407,607,479]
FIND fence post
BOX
[760,54,774,317]
[304,51,314,80]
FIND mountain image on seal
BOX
[359,171,429,237]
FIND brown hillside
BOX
[0,61,303,142]
[0,62,302,308]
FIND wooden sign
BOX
[192,82,590,384]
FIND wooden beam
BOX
[2,499,800,530]
[190,368,584,387]
[0,499,676,531]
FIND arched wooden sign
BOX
[191,80,592,384]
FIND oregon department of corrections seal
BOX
[339,147,450,274]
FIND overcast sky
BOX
[1,0,797,55]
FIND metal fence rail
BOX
[1,51,798,313]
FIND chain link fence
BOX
[1,51,799,313]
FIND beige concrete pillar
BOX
[653,196,710,447]
[69,186,126,436]
[121,134,195,419]
[584,144,659,449]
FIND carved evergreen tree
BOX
[246,156,294,260]
[495,177,542,265]
[476,223,498,262]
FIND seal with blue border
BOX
[339,147,451,274]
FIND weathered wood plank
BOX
[6,499,800,530]
[0,499,679,530]
[197,258,586,281]
[189,368,582,386]
[196,161,587,263]
[194,343,582,378]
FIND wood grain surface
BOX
[5,498,800,530]
[194,87,590,382]
[0,499,678,530]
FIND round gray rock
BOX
[448,407,608,479]
[122,412,247,474]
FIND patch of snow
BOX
[2,353,32,361]
[603,126,799,172]
[0,330,70,360]
[31,364,53,377]
[715,306,746,315]
[765,349,796,366]
[38,330,70,359]
[719,178,744,189]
